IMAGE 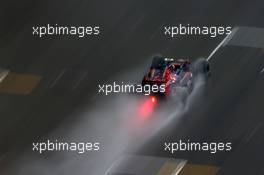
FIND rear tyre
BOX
[192,58,210,79]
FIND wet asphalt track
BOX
[1,0,264,174]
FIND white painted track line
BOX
[173,161,187,175]
[103,158,120,175]
[207,27,238,61]
[49,69,66,88]
[0,69,9,83]
[72,71,87,90]
[260,68,264,74]
[244,123,262,142]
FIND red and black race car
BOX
[142,56,210,100]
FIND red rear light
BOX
[139,96,157,118]
[151,96,156,103]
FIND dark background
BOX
[1,0,264,174]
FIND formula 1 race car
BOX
[142,56,210,100]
